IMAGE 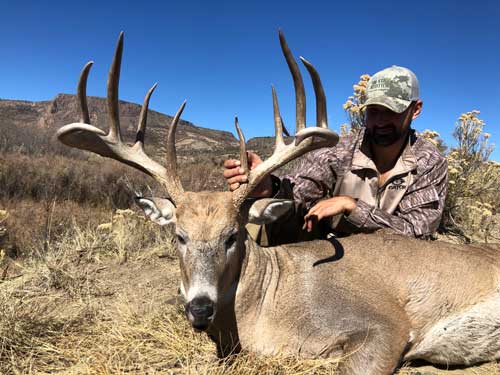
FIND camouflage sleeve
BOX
[344,156,448,238]
[260,148,340,245]
[274,147,339,211]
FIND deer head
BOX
[57,32,339,331]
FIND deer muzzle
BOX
[185,295,216,331]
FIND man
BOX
[224,66,448,243]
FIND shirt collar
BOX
[351,128,418,174]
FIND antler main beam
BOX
[56,32,185,203]
[232,31,339,206]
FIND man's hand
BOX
[223,152,273,197]
[303,196,356,232]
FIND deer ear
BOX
[135,197,176,226]
[248,198,294,225]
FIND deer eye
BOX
[176,233,187,245]
[225,233,237,250]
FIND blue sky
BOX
[1,0,499,160]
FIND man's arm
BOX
[224,137,352,231]
[273,147,339,207]
[343,157,448,238]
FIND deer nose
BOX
[186,296,215,330]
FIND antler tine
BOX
[271,86,285,148]
[107,32,124,142]
[136,83,158,149]
[57,32,186,205]
[278,30,306,132]
[77,61,93,124]
[234,117,249,175]
[232,32,339,207]
[164,100,187,200]
[281,118,291,137]
[300,57,328,129]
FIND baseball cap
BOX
[363,66,419,113]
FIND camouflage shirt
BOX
[275,128,448,239]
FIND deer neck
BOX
[239,236,274,299]
[237,236,285,323]
[208,233,280,356]
[216,232,272,308]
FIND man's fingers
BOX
[223,159,241,168]
[302,220,309,231]
[225,153,263,174]
[223,157,248,192]
[302,197,349,232]
[225,155,258,169]
[303,216,319,232]
[307,220,314,232]
[304,211,324,223]
[227,175,248,185]
[303,204,329,232]
[305,203,325,219]
[223,167,247,179]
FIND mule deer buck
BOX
[57,32,500,375]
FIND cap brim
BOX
[361,96,412,114]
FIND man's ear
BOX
[135,197,176,226]
[248,198,294,225]
[412,99,423,120]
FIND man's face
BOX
[365,104,414,146]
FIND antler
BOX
[56,32,185,203]
[232,31,339,207]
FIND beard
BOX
[366,123,408,146]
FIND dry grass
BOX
[0,215,344,375]
[0,281,342,375]
[0,149,499,374]
[0,152,158,207]
[0,148,226,258]
[0,151,227,206]
[0,209,498,374]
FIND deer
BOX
[56,32,500,375]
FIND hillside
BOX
[0,94,291,220]
[0,94,242,161]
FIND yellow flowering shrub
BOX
[420,130,447,153]
[341,74,370,134]
[441,111,499,242]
